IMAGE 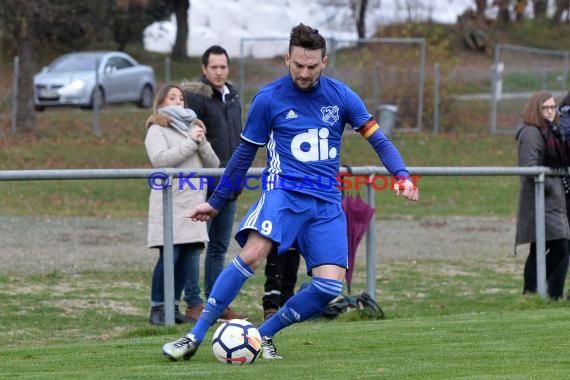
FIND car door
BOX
[101,56,139,103]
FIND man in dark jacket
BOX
[182,45,245,321]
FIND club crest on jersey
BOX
[321,105,339,125]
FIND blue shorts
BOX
[235,189,348,274]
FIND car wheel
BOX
[89,87,105,110]
[137,85,153,108]
[35,105,45,112]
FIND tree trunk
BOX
[355,0,368,39]
[533,0,548,19]
[16,13,36,133]
[496,0,511,23]
[171,0,189,60]
[475,0,487,17]
[553,0,570,23]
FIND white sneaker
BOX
[261,336,283,359]
[162,334,199,361]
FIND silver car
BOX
[34,51,156,111]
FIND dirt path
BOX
[0,215,517,275]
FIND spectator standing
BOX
[181,45,246,322]
[557,90,570,139]
[516,91,570,299]
[145,83,220,325]
[557,91,570,299]
[162,23,419,361]
[263,248,301,320]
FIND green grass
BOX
[2,266,570,379]
[0,254,527,348]
[2,309,570,379]
[451,69,567,95]
[502,70,567,93]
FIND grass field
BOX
[1,266,570,379]
[2,309,570,379]
[1,106,568,379]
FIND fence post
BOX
[165,56,171,84]
[162,176,176,325]
[11,56,19,135]
[534,173,547,299]
[239,38,245,112]
[328,38,337,70]
[433,62,440,134]
[365,180,377,301]
[92,59,101,137]
[373,60,381,106]
[417,39,427,131]
[490,44,501,135]
[563,51,569,91]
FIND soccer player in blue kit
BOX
[162,23,420,361]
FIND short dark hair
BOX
[202,45,229,67]
[289,23,326,57]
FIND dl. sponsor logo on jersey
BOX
[291,128,338,162]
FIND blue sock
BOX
[258,276,342,338]
[190,257,254,342]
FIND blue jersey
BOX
[241,75,371,203]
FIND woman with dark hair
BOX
[516,91,570,299]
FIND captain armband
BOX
[358,118,380,139]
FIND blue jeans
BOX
[184,199,237,306]
[150,243,202,306]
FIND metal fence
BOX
[0,165,555,325]
[5,40,570,137]
[490,43,570,134]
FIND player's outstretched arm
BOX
[186,202,218,222]
[358,117,419,202]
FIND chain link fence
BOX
[4,40,570,137]
[490,43,569,134]
[238,37,427,133]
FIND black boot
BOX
[174,305,190,324]
[149,305,165,325]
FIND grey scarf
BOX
[158,106,197,133]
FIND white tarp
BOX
[143,0,472,58]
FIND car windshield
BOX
[48,55,101,72]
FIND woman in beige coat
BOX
[145,83,220,325]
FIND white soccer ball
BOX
[212,319,262,364]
